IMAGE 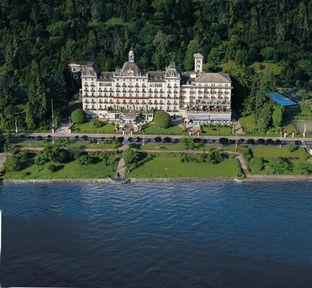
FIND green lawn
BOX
[294,104,312,120]
[252,146,308,160]
[140,143,221,152]
[14,140,46,148]
[140,143,187,151]
[126,154,240,178]
[3,159,116,180]
[65,142,120,149]
[142,123,186,135]
[245,145,310,175]
[72,122,116,134]
[14,140,119,150]
[201,125,233,136]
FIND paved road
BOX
[10,132,312,143]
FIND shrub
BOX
[288,144,298,152]
[41,144,60,162]
[56,148,71,163]
[248,157,264,173]
[4,151,32,172]
[129,143,141,149]
[71,149,83,160]
[182,138,194,149]
[206,149,223,164]
[241,147,253,162]
[4,155,23,172]
[78,154,93,165]
[117,137,124,144]
[154,111,171,128]
[90,119,103,128]
[35,154,48,166]
[123,148,138,165]
[265,158,293,174]
[48,163,58,172]
[295,162,312,175]
[181,154,191,162]
[98,151,111,165]
[71,109,86,124]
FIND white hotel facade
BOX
[69,50,232,122]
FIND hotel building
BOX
[69,50,232,122]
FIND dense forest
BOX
[1,0,312,131]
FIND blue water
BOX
[0,182,312,287]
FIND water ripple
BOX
[1,181,312,287]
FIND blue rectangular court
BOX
[266,92,298,106]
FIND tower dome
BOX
[121,50,140,76]
[165,62,179,77]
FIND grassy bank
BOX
[3,158,116,180]
[14,140,120,150]
[126,154,240,178]
[239,145,311,175]
[251,146,307,160]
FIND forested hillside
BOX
[1,0,312,131]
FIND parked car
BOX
[256,138,265,145]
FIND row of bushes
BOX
[4,145,118,173]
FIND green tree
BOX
[25,103,36,130]
[0,130,4,152]
[182,138,194,149]
[208,47,220,66]
[4,151,31,172]
[71,109,86,124]
[266,158,293,174]
[154,111,170,129]
[272,105,284,127]
[184,39,200,70]
[123,148,138,165]
[0,88,15,130]
[78,154,93,165]
[248,157,264,173]
[26,61,48,129]
[206,149,223,164]
[260,47,277,61]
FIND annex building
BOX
[69,50,232,123]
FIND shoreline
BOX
[2,175,312,184]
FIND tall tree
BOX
[184,39,200,70]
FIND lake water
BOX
[0,182,312,287]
